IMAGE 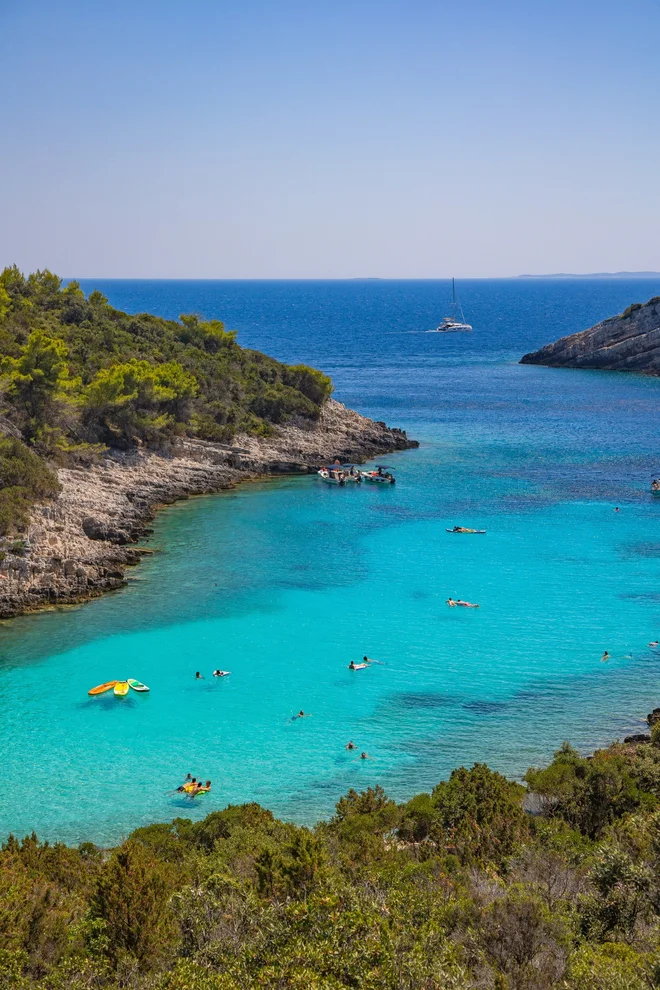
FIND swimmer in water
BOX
[601,651,610,663]
[614,507,620,512]
[348,660,357,669]
[292,710,310,720]
[213,669,229,677]
[195,671,204,679]
[177,776,196,793]
[346,741,356,750]
[455,600,480,608]
[360,752,370,760]
[649,641,659,648]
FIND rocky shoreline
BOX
[0,400,417,619]
[520,294,660,374]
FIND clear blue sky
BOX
[2,0,659,278]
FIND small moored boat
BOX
[317,467,346,485]
[360,465,396,484]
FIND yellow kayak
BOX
[88,680,118,696]
[113,681,129,697]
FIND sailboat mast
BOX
[452,277,456,319]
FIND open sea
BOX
[2,277,660,845]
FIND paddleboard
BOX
[127,679,150,692]
[446,529,486,534]
[113,681,130,696]
[88,680,118,696]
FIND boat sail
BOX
[432,278,472,332]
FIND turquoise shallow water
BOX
[1,278,660,844]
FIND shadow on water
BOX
[462,700,508,715]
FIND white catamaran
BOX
[432,277,472,332]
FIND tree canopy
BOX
[0,266,333,532]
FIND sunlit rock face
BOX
[521,296,660,375]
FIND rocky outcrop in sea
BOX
[520,295,660,374]
[0,400,417,618]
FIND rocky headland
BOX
[0,399,417,618]
[520,294,660,374]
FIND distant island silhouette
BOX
[516,271,660,278]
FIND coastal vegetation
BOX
[0,267,332,533]
[3,738,660,989]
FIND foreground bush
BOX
[4,740,660,988]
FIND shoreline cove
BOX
[0,399,417,619]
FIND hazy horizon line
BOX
[58,271,660,283]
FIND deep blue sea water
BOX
[1,278,660,845]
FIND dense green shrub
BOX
[5,736,660,988]
[0,266,333,531]
[0,438,60,535]
[525,743,656,838]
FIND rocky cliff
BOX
[520,295,660,374]
[0,400,417,618]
